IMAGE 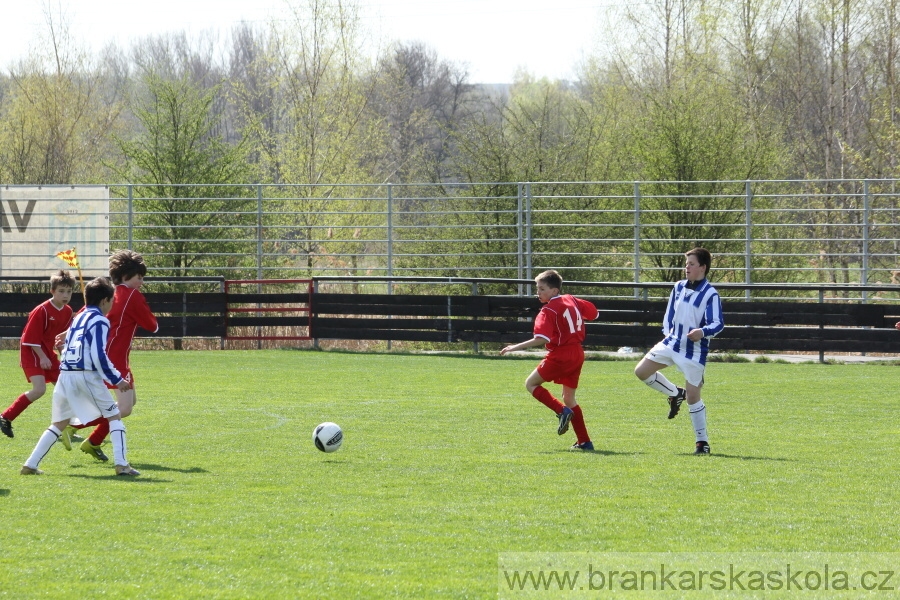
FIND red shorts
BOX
[536,345,585,389]
[20,347,60,383]
[22,366,60,384]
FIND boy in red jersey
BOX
[500,270,599,451]
[78,250,159,461]
[0,271,75,439]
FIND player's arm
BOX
[90,321,129,389]
[662,286,678,335]
[26,344,52,369]
[135,294,160,333]
[500,335,549,356]
[688,293,725,341]
[577,297,599,322]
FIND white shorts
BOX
[644,342,706,387]
[51,371,120,424]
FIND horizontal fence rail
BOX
[2,180,899,295]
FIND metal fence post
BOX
[818,288,825,363]
[862,180,871,301]
[525,183,533,295]
[745,181,753,300]
[127,185,134,249]
[517,183,524,296]
[387,183,393,281]
[387,184,393,351]
[257,184,264,281]
[471,281,479,353]
[313,279,319,350]
[633,182,641,299]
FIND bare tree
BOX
[0,1,123,184]
[370,41,473,183]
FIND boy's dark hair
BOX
[686,247,712,277]
[50,270,76,290]
[535,269,563,291]
[84,277,115,306]
[109,249,147,285]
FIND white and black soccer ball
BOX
[313,422,343,453]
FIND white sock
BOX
[689,400,708,442]
[642,373,678,396]
[24,425,62,469]
[109,420,128,466]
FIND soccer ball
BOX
[313,422,343,453]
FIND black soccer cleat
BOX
[694,441,710,455]
[569,441,595,452]
[667,387,686,419]
[557,406,573,435]
[0,415,13,438]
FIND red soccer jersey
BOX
[533,294,598,351]
[106,285,159,372]
[20,299,73,371]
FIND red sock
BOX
[571,404,591,445]
[72,417,105,430]
[531,386,565,414]
[2,394,32,421]
[88,419,110,446]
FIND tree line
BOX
[1,0,898,283]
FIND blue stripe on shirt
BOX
[60,306,122,385]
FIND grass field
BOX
[0,349,897,598]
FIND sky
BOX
[0,0,613,83]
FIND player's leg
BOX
[677,360,710,454]
[526,366,571,434]
[635,346,686,418]
[78,416,111,461]
[1,374,48,438]
[21,419,70,474]
[22,383,76,474]
[686,382,709,454]
[635,357,678,394]
[563,385,594,451]
[80,387,119,455]
[115,387,136,418]
[63,378,109,462]
[107,417,138,476]
[74,375,127,469]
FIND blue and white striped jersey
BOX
[60,306,123,385]
[660,279,725,365]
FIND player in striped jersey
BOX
[634,248,724,455]
[501,270,599,451]
[21,277,139,476]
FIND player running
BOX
[501,270,599,451]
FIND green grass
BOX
[0,350,897,598]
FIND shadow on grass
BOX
[681,452,793,462]
[545,449,645,457]
[0,489,9,496]
[134,463,209,474]
[66,473,167,482]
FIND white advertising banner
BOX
[0,186,110,277]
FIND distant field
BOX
[0,350,897,598]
